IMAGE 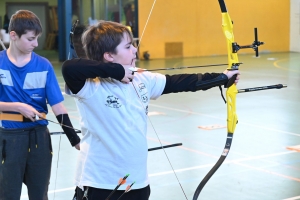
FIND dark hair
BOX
[73,24,87,58]
[8,10,42,37]
[81,21,133,61]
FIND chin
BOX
[131,59,136,67]
[22,50,32,54]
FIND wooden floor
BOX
[20,51,300,200]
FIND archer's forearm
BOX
[61,58,124,94]
[162,72,224,94]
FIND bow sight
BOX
[232,28,264,57]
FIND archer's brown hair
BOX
[8,10,42,37]
[81,21,133,61]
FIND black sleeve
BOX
[61,58,125,94]
[162,73,225,94]
[56,114,80,146]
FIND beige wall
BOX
[0,0,290,59]
[138,0,290,59]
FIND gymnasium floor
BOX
[20,51,300,200]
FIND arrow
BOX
[129,63,243,73]
[116,182,135,200]
[148,143,182,151]
[105,174,130,200]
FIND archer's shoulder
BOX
[32,52,52,66]
[136,71,166,84]
[0,50,5,56]
[62,58,93,67]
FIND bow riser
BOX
[221,13,240,70]
[220,10,239,135]
[226,86,238,134]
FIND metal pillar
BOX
[58,0,72,61]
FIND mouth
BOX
[131,58,136,66]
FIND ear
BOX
[9,31,19,41]
[103,52,114,62]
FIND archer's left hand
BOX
[223,70,240,84]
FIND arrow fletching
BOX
[105,174,130,200]
[125,182,135,193]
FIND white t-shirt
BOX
[65,71,166,190]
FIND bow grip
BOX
[225,74,237,88]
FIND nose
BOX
[132,45,137,54]
[32,39,38,48]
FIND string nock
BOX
[36,144,38,148]
[1,160,4,164]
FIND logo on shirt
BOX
[0,70,13,86]
[31,93,42,99]
[138,83,146,92]
[0,74,5,84]
[141,94,148,103]
[105,95,122,108]
[138,83,148,103]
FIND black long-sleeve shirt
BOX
[61,58,225,95]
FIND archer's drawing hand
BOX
[223,70,240,84]
[121,65,135,83]
[17,102,42,121]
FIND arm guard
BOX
[162,73,228,94]
[195,73,228,90]
[56,114,80,146]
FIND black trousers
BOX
[0,126,52,200]
[75,185,150,200]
